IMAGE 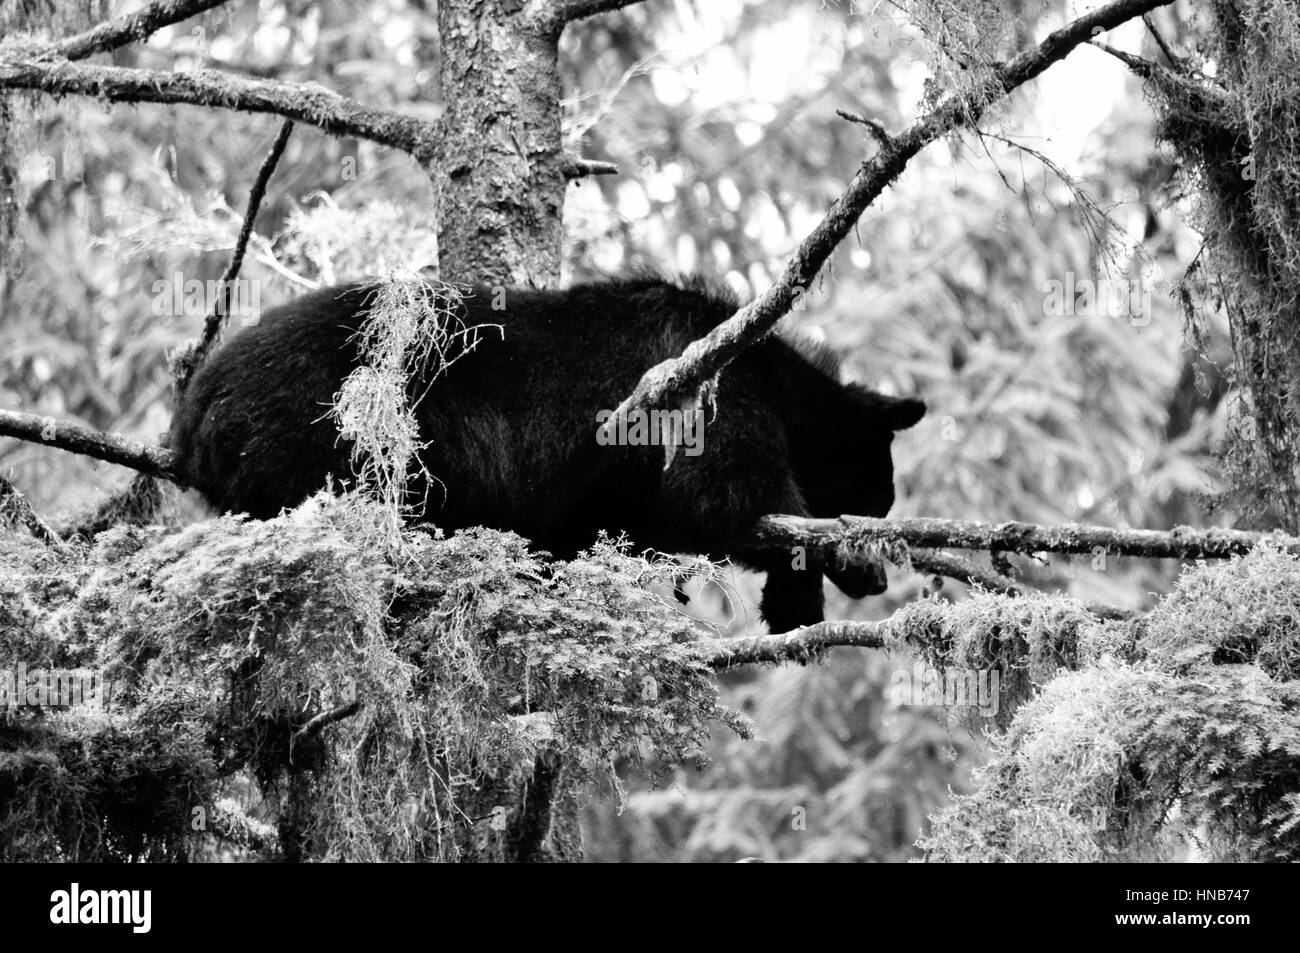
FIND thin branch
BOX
[179,118,294,394]
[0,409,181,483]
[1141,13,1179,68]
[757,514,1300,561]
[53,0,234,61]
[604,0,1176,429]
[0,474,63,546]
[907,549,1132,621]
[1090,40,1158,77]
[908,548,1019,595]
[835,109,892,147]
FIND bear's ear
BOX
[862,392,925,431]
[883,395,926,431]
[850,386,926,430]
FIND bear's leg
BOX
[651,399,826,632]
[757,555,826,633]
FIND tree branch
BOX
[0,409,181,483]
[604,0,1176,427]
[0,61,443,160]
[292,701,362,747]
[53,0,234,61]
[0,59,617,180]
[703,620,887,669]
[560,156,618,178]
[756,514,1300,561]
[530,0,646,32]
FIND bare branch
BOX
[53,0,234,61]
[605,0,1176,427]
[178,118,294,394]
[0,409,181,483]
[757,514,1300,561]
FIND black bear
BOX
[170,277,925,632]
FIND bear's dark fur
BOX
[170,277,925,631]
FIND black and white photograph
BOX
[0,0,1291,900]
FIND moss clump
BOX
[0,494,747,862]
[921,546,1300,862]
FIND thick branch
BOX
[529,0,645,32]
[0,409,181,483]
[757,514,1300,561]
[0,60,613,180]
[606,0,1176,425]
[53,0,233,61]
[0,61,442,160]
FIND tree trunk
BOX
[433,0,565,288]
[426,0,578,861]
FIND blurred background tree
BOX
[0,0,1228,861]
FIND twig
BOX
[907,549,1131,620]
[0,474,63,546]
[1090,40,1159,77]
[0,409,181,483]
[559,156,618,178]
[835,109,891,147]
[179,119,294,394]
[1142,13,1179,68]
